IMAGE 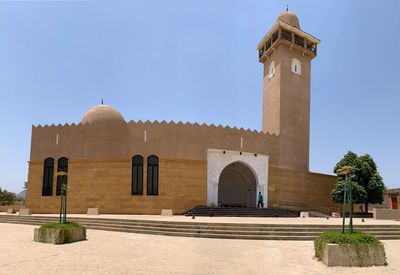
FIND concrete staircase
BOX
[184,206,300,217]
[1,215,400,240]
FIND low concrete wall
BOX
[86,208,100,215]
[373,208,400,220]
[322,244,386,267]
[161,209,173,216]
[6,209,16,214]
[0,205,24,212]
[34,226,86,244]
[300,212,309,218]
[19,209,32,216]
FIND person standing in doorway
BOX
[257,192,264,208]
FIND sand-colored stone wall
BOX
[0,205,24,212]
[26,156,339,214]
[30,121,283,167]
[268,166,339,211]
[25,157,207,215]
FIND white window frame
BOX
[268,61,275,78]
[291,58,302,75]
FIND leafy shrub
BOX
[0,187,16,206]
[40,221,82,230]
[314,231,383,260]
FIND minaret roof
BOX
[276,11,300,29]
[256,21,320,51]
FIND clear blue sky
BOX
[0,0,399,193]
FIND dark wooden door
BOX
[392,196,398,209]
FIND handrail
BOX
[278,200,339,215]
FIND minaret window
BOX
[268,61,275,78]
[291,58,302,75]
[294,34,304,47]
[281,29,292,42]
[271,32,279,44]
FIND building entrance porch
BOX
[218,162,256,207]
[207,149,269,208]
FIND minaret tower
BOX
[257,11,320,170]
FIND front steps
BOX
[1,215,400,240]
[184,206,300,217]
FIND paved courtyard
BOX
[1,223,400,275]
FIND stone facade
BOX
[25,11,339,214]
[268,167,338,211]
[27,157,207,214]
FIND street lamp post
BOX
[348,173,357,233]
[59,188,63,223]
[337,166,355,234]
[57,171,68,224]
[341,175,347,234]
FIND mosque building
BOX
[25,11,338,214]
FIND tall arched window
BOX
[56,157,68,196]
[42,158,54,196]
[132,155,143,195]
[147,155,159,196]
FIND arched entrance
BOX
[207,149,269,207]
[218,162,257,207]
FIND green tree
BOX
[0,187,17,206]
[363,172,385,212]
[331,151,385,213]
[333,151,360,174]
[331,178,367,203]
[357,154,384,212]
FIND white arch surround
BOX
[207,149,269,207]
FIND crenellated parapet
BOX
[33,119,278,136]
[126,119,278,137]
[33,122,82,128]
[30,118,280,165]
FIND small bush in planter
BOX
[314,231,387,266]
[34,221,86,244]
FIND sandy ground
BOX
[1,212,400,225]
[0,223,399,275]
